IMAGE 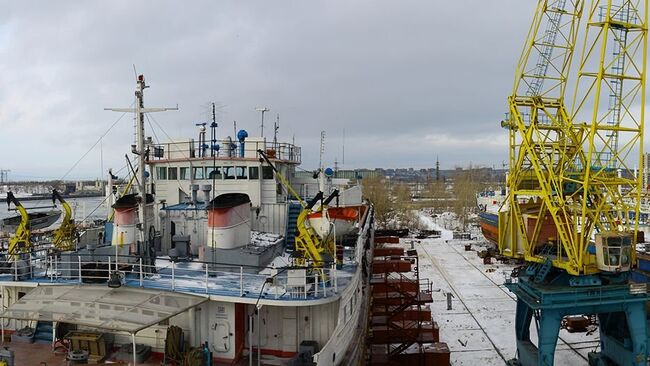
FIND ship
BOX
[0,75,374,366]
[476,188,505,246]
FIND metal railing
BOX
[149,139,301,164]
[2,253,346,301]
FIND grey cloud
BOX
[0,0,536,179]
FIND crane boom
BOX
[499,2,648,364]
[51,190,77,252]
[501,0,646,276]
[500,0,588,274]
[6,192,31,259]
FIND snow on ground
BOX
[412,211,599,365]
[418,213,453,240]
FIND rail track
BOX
[416,239,597,364]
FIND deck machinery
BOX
[498,0,649,365]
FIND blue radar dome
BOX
[237,129,248,142]
[324,167,334,177]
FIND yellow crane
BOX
[51,190,77,252]
[257,150,335,272]
[6,192,30,260]
[499,0,646,276]
[499,1,649,365]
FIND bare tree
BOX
[392,183,418,229]
[452,166,486,231]
[362,176,395,228]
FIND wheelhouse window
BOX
[168,167,178,180]
[206,166,222,180]
[179,167,189,180]
[249,167,259,180]
[236,166,247,179]
[262,166,274,179]
[193,167,204,180]
[156,166,167,180]
[223,166,236,180]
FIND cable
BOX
[145,114,185,193]
[74,194,110,227]
[59,101,134,181]
[165,325,184,364]
[148,113,190,161]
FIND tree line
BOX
[362,167,490,231]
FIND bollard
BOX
[446,292,454,310]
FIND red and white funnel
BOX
[207,193,251,249]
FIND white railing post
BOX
[205,266,209,294]
[78,256,82,284]
[139,258,143,287]
[240,267,244,296]
[108,257,111,280]
[314,274,319,297]
[55,256,58,280]
[13,260,17,281]
[333,264,338,293]
[48,256,52,282]
[171,261,176,291]
[322,272,327,297]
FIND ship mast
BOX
[106,75,177,265]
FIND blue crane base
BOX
[505,274,649,366]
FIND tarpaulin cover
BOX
[0,285,207,333]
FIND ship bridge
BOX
[147,138,301,165]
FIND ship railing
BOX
[148,139,302,164]
[8,253,343,300]
[9,256,35,281]
[419,277,433,294]
[504,269,519,285]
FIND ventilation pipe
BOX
[190,184,199,204]
[226,136,234,157]
[201,184,212,203]
[237,129,248,158]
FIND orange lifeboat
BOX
[308,207,359,239]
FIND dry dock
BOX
[415,214,600,365]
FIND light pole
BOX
[255,107,270,138]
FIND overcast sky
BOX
[0,1,544,180]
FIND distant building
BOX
[294,169,381,180]
[75,180,105,194]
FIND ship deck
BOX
[0,254,358,304]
